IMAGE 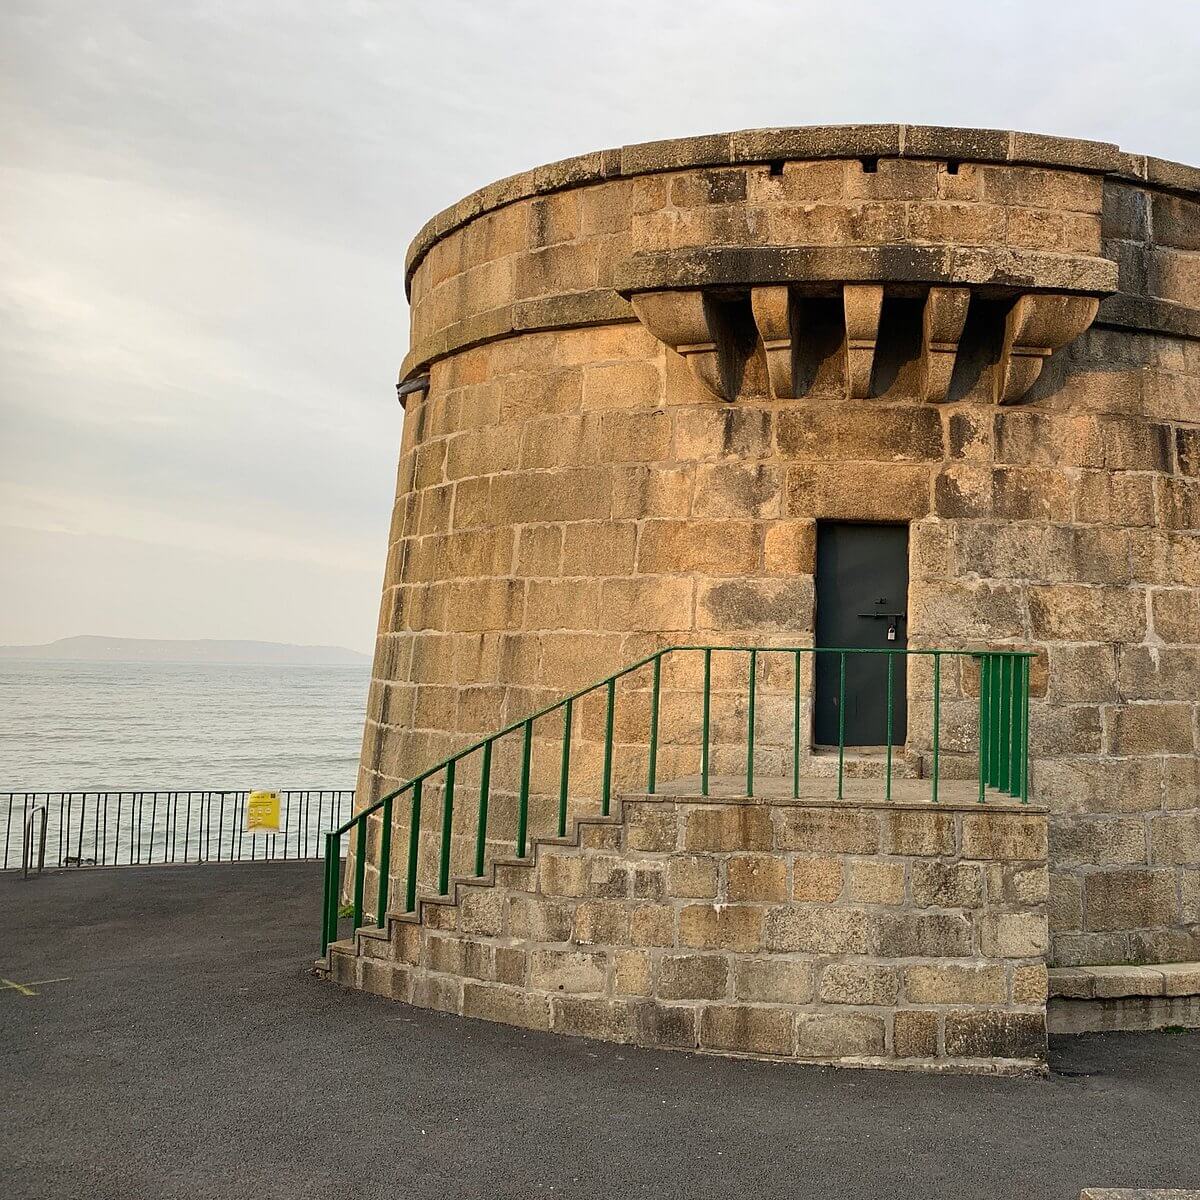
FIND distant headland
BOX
[0,635,371,665]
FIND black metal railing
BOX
[1,790,354,871]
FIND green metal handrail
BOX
[320,644,1034,954]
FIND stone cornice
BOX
[404,125,1200,290]
[612,245,1119,297]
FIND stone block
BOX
[884,810,955,857]
[1085,870,1179,932]
[679,904,764,952]
[910,860,984,908]
[764,906,869,954]
[638,519,761,576]
[529,948,608,994]
[905,964,1007,1004]
[462,981,550,1031]
[1107,704,1196,756]
[625,804,679,852]
[551,995,635,1042]
[572,900,632,947]
[657,953,730,1001]
[1150,812,1200,865]
[794,1012,885,1058]
[734,958,815,1004]
[459,889,505,936]
[1027,585,1146,643]
[871,913,973,958]
[507,895,575,942]
[684,805,774,852]
[700,1005,794,1056]
[726,854,789,901]
[819,963,900,1006]
[961,813,1048,861]
[785,462,931,521]
[980,912,1049,958]
[943,1009,1046,1061]
[613,949,653,996]
[668,854,719,898]
[892,1009,938,1058]
[1159,963,1200,996]
[763,521,816,575]
[560,520,637,576]
[413,972,462,1014]
[845,860,906,905]
[777,808,880,854]
[630,903,676,946]
[628,999,698,1050]
[696,577,814,633]
[792,856,845,901]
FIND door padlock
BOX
[887,624,897,641]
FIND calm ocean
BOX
[0,659,371,792]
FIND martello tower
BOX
[325,126,1200,1070]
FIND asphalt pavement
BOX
[2,862,1198,1200]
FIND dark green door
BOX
[814,522,908,747]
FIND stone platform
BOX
[323,780,1049,1072]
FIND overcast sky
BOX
[2,2,1197,651]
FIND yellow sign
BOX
[246,790,281,834]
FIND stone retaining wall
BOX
[330,793,1049,1072]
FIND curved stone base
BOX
[321,788,1049,1073]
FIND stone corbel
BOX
[629,290,728,400]
[996,293,1100,404]
[920,287,970,402]
[750,286,793,399]
[843,285,883,400]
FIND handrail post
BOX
[885,652,894,802]
[375,796,393,926]
[517,719,533,855]
[647,654,661,795]
[475,741,492,875]
[438,758,456,894]
[792,650,801,799]
[322,831,338,952]
[558,701,573,835]
[601,680,615,816]
[977,653,988,803]
[837,652,846,800]
[405,779,422,911]
[352,816,367,929]
[931,652,941,804]
[1021,655,1031,803]
[746,648,757,796]
[701,649,712,797]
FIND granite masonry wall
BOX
[329,793,1049,1071]
[352,127,1199,990]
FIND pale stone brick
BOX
[657,954,730,1001]
[726,854,788,902]
[943,1010,1045,1061]
[910,860,983,908]
[684,805,774,852]
[884,810,955,857]
[764,906,869,954]
[572,900,632,946]
[630,903,675,946]
[846,860,906,905]
[819,963,900,1006]
[734,958,815,1004]
[792,856,845,901]
[961,813,1048,862]
[668,854,719,898]
[905,964,1007,1004]
[778,809,879,854]
[462,982,550,1031]
[795,1012,885,1058]
[529,948,608,993]
[893,1009,938,1058]
[980,912,1050,958]
[700,1005,794,1056]
[679,904,764,952]
[613,949,653,996]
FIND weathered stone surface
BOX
[657,954,730,1001]
[794,1012,886,1058]
[700,1005,794,1056]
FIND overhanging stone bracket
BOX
[616,244,1115,404]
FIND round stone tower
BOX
[360,125,1198,998]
